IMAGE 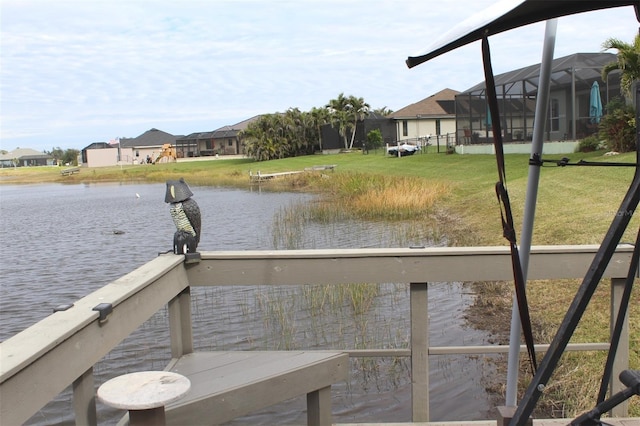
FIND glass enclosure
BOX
[455,52,622,145]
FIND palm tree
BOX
[347,95,370,149]
[285,108,311,156]
[242,114,283,161]
[310,107,330,151]
[326,93,351,150]
[296,110,316,155]
[602,33,640,96]
[372,106,394,116]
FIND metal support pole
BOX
[511,84,640,425]
[504,18,557,407]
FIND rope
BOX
[529,154,637,167]
[482,34,538,374]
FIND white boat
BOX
[386,143,420,157]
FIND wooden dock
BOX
[250,165,337,182]
[60,167,80,176]
[1,245,637,425]
[165,351,348,425]
[249,170,305,182]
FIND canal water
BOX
[0,183,498,424]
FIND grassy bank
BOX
[2,149,638,418]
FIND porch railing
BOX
[0,244,635,425]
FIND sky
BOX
[1,0,638,153]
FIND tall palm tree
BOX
[309,107,330,152]
[347,95,370,149]
[326,93,351,149]
[296,110,316,155]
[602,33,640,96]
[286,107,310,156]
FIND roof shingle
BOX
[120,128,178,148]
[390,88,459,119]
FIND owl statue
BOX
[165,178,201,257]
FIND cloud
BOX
[1,0,638,152]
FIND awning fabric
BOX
[406,0,639,68]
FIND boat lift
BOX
[406,1,640,424]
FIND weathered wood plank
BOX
[165,351,348,425]
[307,386,332,426]
[186,245,634,286]
[0,254,187,426]
[411,283,429,422]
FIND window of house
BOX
[550,98,560,132]
[228,139,233,147]
[435,119,441,136]
[402,120,408,137]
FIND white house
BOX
[389,88,459,146]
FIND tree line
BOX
[28,34,638,163]
[242,93,392,161]
[46,147,81,166]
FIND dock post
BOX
[73,367,97,426]
[168,286,193,358]
[610,277,630,417]
[410,282,429,422]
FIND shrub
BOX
[366,129,383,151]
[576,136,602,153]
[598,97,637,152]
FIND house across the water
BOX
[175,115,261,158]
[0,148,54,168]
[74,51,623,165]
[454,52,622,153]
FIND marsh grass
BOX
[214,286,385,352]
[314,173,451,220]
[469,278,639,418]
[270,172,461,249]
[235,280,411,396]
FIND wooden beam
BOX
[0,255,187,426]
[186,245,634,286]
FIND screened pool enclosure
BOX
[455,52,622,145]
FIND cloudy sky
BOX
[1,0,638,153]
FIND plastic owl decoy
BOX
[165,178,201,259]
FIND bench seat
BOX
[164,351,348,425]
[60,167,79,176]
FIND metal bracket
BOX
[53,303,74,313]
[184,252,201,264]
[92,303,113,324]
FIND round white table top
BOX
[97,371,191,410]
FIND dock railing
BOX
[0,244,636,425]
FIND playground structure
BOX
[154,144,177,164]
